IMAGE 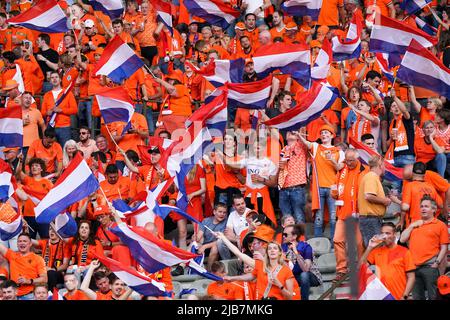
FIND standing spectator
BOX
[318,0,345,29]
[331,148,365,282]
[282,224,322,300]
[35,33,59,92]
[0,233,48,300]
[357,155,392,246]
[135,1,158,65]
[360,222,416,300]
[40,71,77,147]
[21,91,45,161]
[278,131,308,223]
[77,126,98,160]
[400,196,449,300]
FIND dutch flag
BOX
[0,106,23,148]
[184,0,240,30]
[88,0,124,19]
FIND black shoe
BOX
[171,265,184,277]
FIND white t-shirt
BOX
[242,0,264,19]
[226,208,251,237]
[241,157,278,190]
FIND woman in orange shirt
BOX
[414,120,447,176]
[219,235,301,300]
[66,221,105,274]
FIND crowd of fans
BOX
[0,0,449,301]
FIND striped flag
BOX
[412,15,438,36]
[89,0,124,19]
[225,76,273,110]
[185,58,245,87]
[400,0,431,15]
[332,13,363,61]
[280,0,322,21]
[153,0,173,35]
[0,106,23,148]
[184,0,240,29]
[359,264,395,300]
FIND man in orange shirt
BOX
[99,164,131,203]
[207,261,235,300]
[40,71,77,147]
[134,1,158,64]
[14,44,43,94]
[21,91,45,160]
[318,0,345,28]
[107,19,140,53]
[0,233,48,300]
[63,273,88,300]
[79,19,107,63]
[243,13,259,48]
[270,10,286,40]
[400,196,448,300]
[361,222,415,300]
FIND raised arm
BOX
[80,260,101,300]
[215,232,255,267]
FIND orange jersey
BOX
[27,139,63,174]
[65,238,105,267]
[64,290,89,300]
[99,176,131,202]
[402,180,442,226]
[207,281,236,300]
[414,136,446,164]
[306,110,339,142]
[21,176,53,217]
[318,0,344,26]
[40,89,77,128]
[37,239,66,269]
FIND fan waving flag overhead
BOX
[225,76,273,110]
[0,105,23,148]
[153,0,173,35]
[34,153,100,224]
[397,40,450,99]
[89,0,124,19]
[400,0,431,15]
[185,58,245,88]
[280,0,322,21]
[332,13,363,61]
[184,0,240,29]
[6,0,69,33]
[94,36,144,84]
[264,82,339,131]
[369,13,437,55]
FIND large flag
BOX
[186,89,228,137]
[0,160,15,202]
[184,0,240,29]
[110,223,199,273]
[369,13,437,55]
[0,105,23,148]
[349,137,403,182]
[88,0,124,19]
[35,153,100,224]
[95,87,135,134]
[264,82,339,131]
[0,206,22,241]
[95,254,171,297]
[332,13,363,61]
[280,0,322,21]
[311,38,332,80]
[153,0,173,35]
[94,36,144,84]
[400,0,431,15]
[53,212,77,238]
[6,0,69,33]
[253,43,311,88]
[185,58,245,88]
[359,264,395,300]
[225,76,273,110]
[397,40,450,99]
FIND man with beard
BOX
[77,126,98,160]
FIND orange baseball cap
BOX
[437,275,450,295]
[310,40,322,48]
[166,69,184,83]
[253,224,275,243]
[320,124,336,137]
[245,58,254,65]
[94,205,110,217]
[3,79,19,91]
[285,22,298,31]
[235,22,245,30]
[317,25,330,35]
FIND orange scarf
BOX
[335,162,364,220]
[350,115,372,142]
[389,114,409,152]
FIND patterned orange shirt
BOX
[278,141,308,188]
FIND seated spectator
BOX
[1,280,18,301]
[206,261,236,300]
[33,283,49,300]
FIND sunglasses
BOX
[79,132,89,135]
[282,233,289,237]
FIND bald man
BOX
[331,149,367,282]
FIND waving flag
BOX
[53,212,77,238]
[184,0,240,29]
[94,36,144,84]
[21,186,46,206]
[369,13,437,55]
[89,0,124,19]
[376,53,396,83]
[110,223,199,273]
[48,81,75,127]
[332,13,362,61]
[12,65,25,93]
[397,40,450,99]
[359,264,395,300]
[253,43,311,88]
[154,0,173,35]
[349,137,403,182]
[6,0,69,33]
[264,82,339,131]
[0,160,15,202]
[412,15,437,36]
[281,0,322,21]
[225,76,273,110]
[95,254,170,297]
[95,87,135,134]
[186,242,223,281]
[35,153,100,224]
[186,89,228,137]
[186,58,245,87]
[312,38,332,80]
[143,178,174,220]
[400,0,431,15]
[0,105,23,148]
[157,204,204,225]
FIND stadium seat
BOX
[190,279,213,296]
[307,237,332,256]
[172,281,182,298]
[316,252,336,274]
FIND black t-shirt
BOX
[36,48,59,78]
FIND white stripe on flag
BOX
[400,52,450,85]
[20,5,66,27]
[0,119,23,134]
[95,43,136,76]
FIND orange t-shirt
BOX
[244,29,259,48]
[40,89,78,128]
[306,110,339,142]
[233,280,256,300]
[27,139,63,174]
[168,84,192,116]
[135,9,157,47]
[234,108,253,132]
[64,290,89,300]
[312,143,344,188]
[5,250,46,296]
[61,67,79,89]
[207,281,236,300]
[124,68,145,101]
[185,164,206,195]
[99,176,131,202]
[252,260,301,300]
[270,27,286,40]
[214,154,245,190]
[408,218,449,266]
[367,245,415,300]
[22,176,53,217]
[96,290,113,300]
[402,180,442,226]
[318,0,344,26]
[414,136,446,164]
[22,108,44,147]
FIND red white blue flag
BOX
[89,0,124,19]
[0,106,23,148]
[184,0,240,29]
